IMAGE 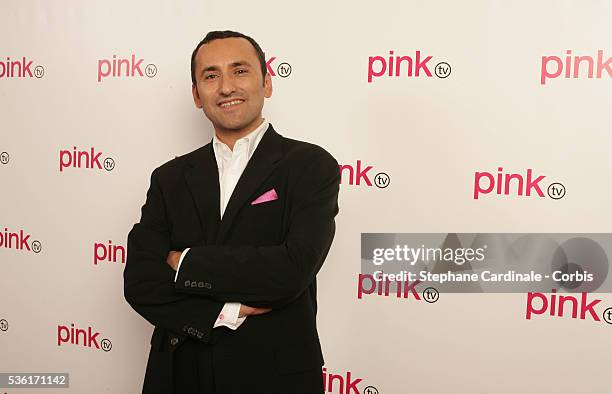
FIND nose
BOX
[218,74,237,96]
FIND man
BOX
[123,30,340,394]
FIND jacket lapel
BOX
[216,124,283,243]
[184,143,221,243]
[183,124,284,245]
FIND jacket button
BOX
[170,337,179,346]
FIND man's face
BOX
[192,37,272,134]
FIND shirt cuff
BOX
[213,302,247,330]
[174,247,190,282]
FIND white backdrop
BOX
[1,1,611,393]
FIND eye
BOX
[236,69,248,75]
[204,74,217,80]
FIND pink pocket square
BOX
[251,188,278,205]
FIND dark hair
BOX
[190,30,267,85]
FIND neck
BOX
[214,117,264,151]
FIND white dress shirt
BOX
[174,118,269,330]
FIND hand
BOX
[166,250,181,271]
[239,304,272,317]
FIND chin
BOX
[215,119,251,132]
[222,116,259,130]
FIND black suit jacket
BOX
[123,123,340,393]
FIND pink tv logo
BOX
[94,240,126,265]
[57,323,112,351]
[0,227,41,253]
[541,50,611,85]
[368,50,451,83]
[339,160,390,188]
[265,55,292,78]
[473,167,565,200]
[0,56,45,79]
[323,368,373,394]
[97,54,157,82]
[59,146,115,173]
[526,290,607,323]
[358,275,422,300]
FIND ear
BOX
[192,84,203,108]
[263,72,273,98]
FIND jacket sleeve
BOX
[174,151,340,308]
[123,167,224,343]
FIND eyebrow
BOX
[200,61,253,77]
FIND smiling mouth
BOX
[219,99,245,108]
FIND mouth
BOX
[218,99,245,109]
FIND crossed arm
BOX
[166,252,270,319]
[123,151,340,341]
